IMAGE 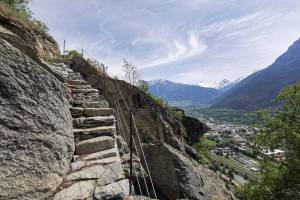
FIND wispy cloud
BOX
[138,31,207,68]
[30,0,300,84]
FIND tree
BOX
[122,59,140,86]
[228,168,234,179]
[237,82,300,200]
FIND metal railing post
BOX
[129,109,133,195]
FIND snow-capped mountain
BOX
[199,78,241,90]
[147,78,243,105]
[148,79,219,104]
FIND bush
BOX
[0,0,31,18]
[172,110,183,121]
[149,94,166,108]
[63,50,81,60]
[32,19,49,34]
[137,80,149,93]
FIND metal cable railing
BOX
[112,91,150,198]
[113,79,158,199]
[103,88,144,197]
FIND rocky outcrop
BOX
[0,38,74,199]
[144,143,231,200]
[69,57,232,200]
[0,8,60,60]
[0,9,64,83]
[51,67,130,200]
[182,115,210,146]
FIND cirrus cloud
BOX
[30,0,300,85]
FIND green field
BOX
[185,107,260,125]
[209,152,261,181]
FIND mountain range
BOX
[149,38,300,110]
[198,78,241,91]
[148,79,219,104]
[212,38,300,110]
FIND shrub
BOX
[32,19,49,34]
[172,110,183,121]
[149,94,166,108]
[137,80,149,93]
[63,50,81,60]
[0,0,31,18]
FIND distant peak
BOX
[199,79,230,89]
[148,79,186,86]
[148,79,172,85]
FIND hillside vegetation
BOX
[0,0,49,35]
[237,82,300,199]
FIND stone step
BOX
[73,116,115,128]
[71,93,101,102]
[83,101,109,108]
[73,126,115,136]
[53,180,96,200]
[70,107,114,117]
[72,100,109,108]
[73,126,115,141]
[71,156,120,172]
[69,72,81,76]
[68,73,81,78]
[68,75,82,81]
[76,148,118,161]
[67,161,125,186]
[75,136,116,155]
[69,84,92,89]
[94,179,129,200]
[71,88,99,94]
[68,79,87,85]
[84,107,114,117]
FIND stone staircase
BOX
[52,66,130,200]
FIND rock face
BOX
[144,143,231,200]
[0,10,64,83]
[182,115,210,146]
[70,57,232,200]
[51,68,130,200]
[0,38,74,199]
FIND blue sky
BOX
[30,0,300,85]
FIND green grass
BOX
[186,107,260,125]
[210,152,261,181]
[194,136,217,164]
